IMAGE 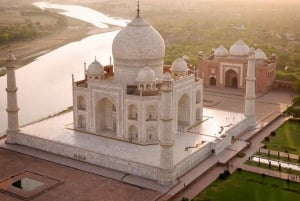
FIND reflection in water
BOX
[0,2,128,135]
[33,2,129,28]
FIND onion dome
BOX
[162,72,173,81]
[182,55,190,61]
[87,59,104,75]
[112,17,165,61]
[171,58,189,72]
[229,39,250,56]
[213,45,229,57]
[136,66,157,82]
[255,49,267,60]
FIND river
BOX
[0,2,129,135]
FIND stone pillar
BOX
[245,48,256,128]
[158,72,175,185]
[5,53,19,144]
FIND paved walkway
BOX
[259,148,300,160]
[240,164,300,183]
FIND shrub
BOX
[237,152,246,158]
[271,131,276,136]
[264,136,270,142]
[181,197,190,201]
[219,170,231,180]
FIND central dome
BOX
[112,16,165,60]
[112,14,165,85]
[229,39,250,56]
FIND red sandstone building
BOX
[198,39,277,93]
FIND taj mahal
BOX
[4,5,257,186]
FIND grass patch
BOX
[193,171,300,201]
[264,119,300,155]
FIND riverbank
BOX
[0,0,120,75]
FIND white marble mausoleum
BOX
[4,5,257,186]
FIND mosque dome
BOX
[214,45,229,57]
[112,16,165,60]
[171,58,189,72]
[255,49,267,60]
[229,39,250,56]
[136,66,157,82]
[87,59,104,75]
[182,55,190,61]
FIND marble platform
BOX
[7,108,246,184]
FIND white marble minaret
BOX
[245,48,256,127]
[159,72,175,185]
[5,53,19,144]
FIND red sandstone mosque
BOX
[198,39,277,93]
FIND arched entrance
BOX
[128,125,138,142]
[210,77,216,86]
[178,94,190,127]
[196,108,201,121]
[225,70,238,88]
[96,98,116,134]
[196,90,201,104]
[78,115,86,129]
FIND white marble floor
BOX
[19,108,244,167]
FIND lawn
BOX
[264,119,300,155]
[193,171,300,201]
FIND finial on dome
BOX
[94,56,97,61]
[137,0,140,17]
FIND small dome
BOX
[214,45,229,57]
[6,53,16,61]
[87,59,104,75]
[182,55,190,61]
[136,66,157,82]
[255,49,267,60]
[171,58,188,72]
[162,72,173,81]
[112,16,165,61]
[229,39,250,56]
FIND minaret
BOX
[245,48,256,128]
[5,53,19,144]
[159,72,175,185]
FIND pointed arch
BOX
[225,69,238,88]
[196,108,201,121]
[78,115,86,129]
[95,98,116,134]
[128,104,138,120]
[146,105,158,121]
[128,125,138,141]
[196,90,201,104]
[77,96,86,110]
[210,77,216,86]
[146,126,157,140]
[178,93,190,126]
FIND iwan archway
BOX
[225,69,238,88]
[96,98,116,135]
[178,94,190,127]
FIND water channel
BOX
[0,2,129,135]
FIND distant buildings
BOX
[198,39,277,93]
